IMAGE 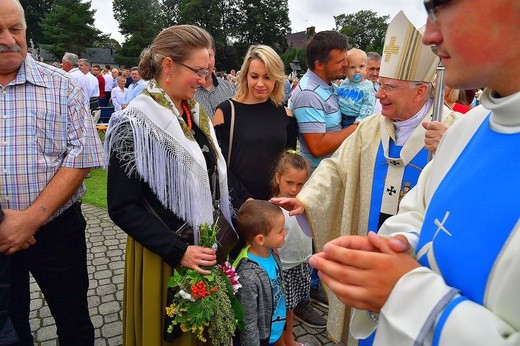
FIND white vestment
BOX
[358,89,520,345]
[297,104,459,343]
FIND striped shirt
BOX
[195,73,236,119]
[289,69,342,168]
[0,55,105,219]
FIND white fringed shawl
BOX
[104,80,233,245]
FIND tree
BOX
[113,0,164,66]
[175,0,228,46]
[215,44,240,73]
[39,0,102,59]
[231,0,290,58]
[93,37,122,50]
[161,0,181,26]
[334,10,389,54]
[20,0,54,46]
[281,47,306,76]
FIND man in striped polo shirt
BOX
[289,30,357,170]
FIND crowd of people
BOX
[1,0,518,345]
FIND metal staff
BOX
[428,47,445,161]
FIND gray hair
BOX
[10,0,26,29]
[411,82,433,101]
[367,52,382,62]
[78,58,91,67]
[62,52,79,67]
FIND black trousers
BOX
[10,202,94,346]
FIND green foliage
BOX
[39,0,102,59]
[166,223,243,345]
[112,0,164,65]
[111,0,289,70]
[231,0,290,57]
[20,0,54,47]
[334,10,389,54]
[281,47,306,75]
[93,37,121,50]
[161,0,180,26]
[82,168,107,209]
[176,0,227,46]
[215,44,240,73]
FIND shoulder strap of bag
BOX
[142,197,191,238]
[227,99,235,164]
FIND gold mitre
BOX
[380,11,439,82]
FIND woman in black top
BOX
[213,45,298,210]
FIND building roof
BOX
[286,26,315,49]
[38,47,118,66]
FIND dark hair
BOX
[236,200,283,244]
[306,31,350,70]
[93,65,101,69]
[271,150,310,197]
[138,25,212,81]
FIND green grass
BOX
[83,168,108,208]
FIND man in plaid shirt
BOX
[0,0,105,344]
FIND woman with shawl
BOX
[105,25,234,345]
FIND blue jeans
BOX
[10,202,94,346]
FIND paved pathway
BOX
[29,204,342,346]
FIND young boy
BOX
[337,48,377,128]
[233,200,287,346]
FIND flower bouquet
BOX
[165,220,244,345]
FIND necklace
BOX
[181,102,192,130]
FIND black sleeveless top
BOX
[214,99,297,208]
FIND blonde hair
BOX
[139,25,212,81]
[445,87,461,103]
[271,150,310,197]
[235,45,286,106]
[347,48,368,64]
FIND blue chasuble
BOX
[361,139,428,346]
[368,141,428,233]
[417,116,520,306]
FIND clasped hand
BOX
[309,232,420,313]
[0,209,38,254]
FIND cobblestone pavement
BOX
[29,204,343,346]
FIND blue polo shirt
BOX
[289,69,342,168]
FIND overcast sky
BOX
[90,0,427,44]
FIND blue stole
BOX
[361,141,427,346]
[417,116,520,304]
[368,141,428,233]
